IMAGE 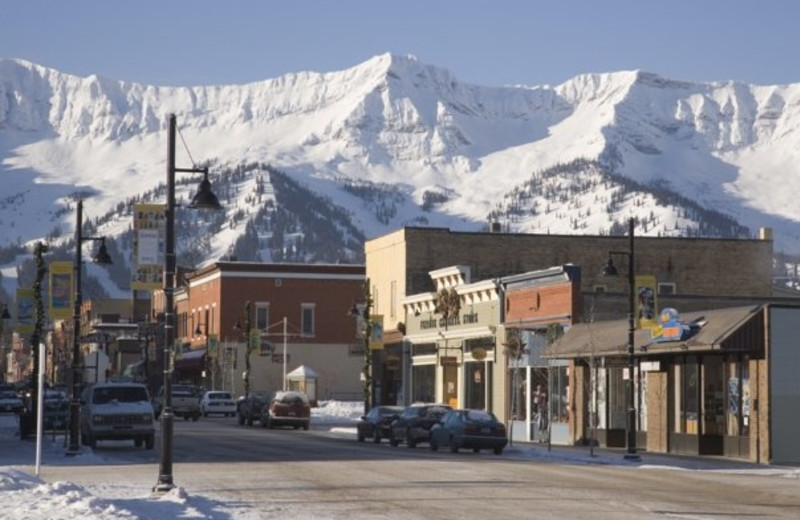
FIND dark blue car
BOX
[429,409,508,455]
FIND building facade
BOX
[545,304,800,465]
[366,226,775,407]
[171,262,366,400]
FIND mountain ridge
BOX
[2,54,800,299]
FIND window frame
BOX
[301,303,316,337]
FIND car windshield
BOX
[209,392,232,400]
[93,386,149,404]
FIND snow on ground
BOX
[1,402,798,519]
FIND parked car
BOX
[153,384,201,421]
[237,391,271,426]
[42,392,70,430]
[356,405,403,443]
[0,388,24,413]
[388,404,451,448]
[200,391,236,417]
[429,409,508,455]
[80,381,155,449]
[261,391,311,430]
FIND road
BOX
[35,416,800,519]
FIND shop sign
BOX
[470,347,487,360]
[440,356,459,366]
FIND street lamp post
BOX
[155,113,222,493]
[67,199,112,456]
[0,304,10,382]
[349,279,374,416]
[601,217,640,461]
[233,301,253,399]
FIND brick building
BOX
[366,226,776,406]
[166,262,365,400]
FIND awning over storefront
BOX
[544,305,764,359]
[174,349,206,372]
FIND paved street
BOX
[8,416,799,520]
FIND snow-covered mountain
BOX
[1,53,799,297]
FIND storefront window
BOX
[412,364,435,403]
[673,356,700,434]
[608,367,626,429]
[703,357,724,435]
[465,361,491,410]
[726,357,750,437]
[592,367,607,429]
[510,367,526,419]
[549,365,569,423]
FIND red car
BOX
[261,391,311,430]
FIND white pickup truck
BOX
[153,384,202,421]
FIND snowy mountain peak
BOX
[2,54,800,300]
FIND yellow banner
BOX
[369,314,384,350]
[635,275,658,329]
[131,204,166,290]
[49,261,74,320]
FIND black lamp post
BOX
[601,217,640,461]
[67,199,112,456]
[0,304,10,382]
[348,279,373,416]
[233,301,252,399]
[155,113,222,493]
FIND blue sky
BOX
[3,0,799,87]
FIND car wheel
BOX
[134,438,143,448]
[87,435,96,449]
[389,433,399,447]
[450,437,458,453]
[203,412,208,417]
[302,423,309,431]
[372,429,381,443]
[237,413,245,425]
[493,446,503,455]
[473,448,480,453]
[430,438,439,452]
[246,415,254,427]
[146,434,155,450]
[357,431,365,442]
[406,429,416,448]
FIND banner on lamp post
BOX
[635,275,658,329]
[208,334,219,358]
[131,204,166,290]
[16,288,35,334]
[49,261,73,320]
[369,314,384,350]
[248,329,260,353]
